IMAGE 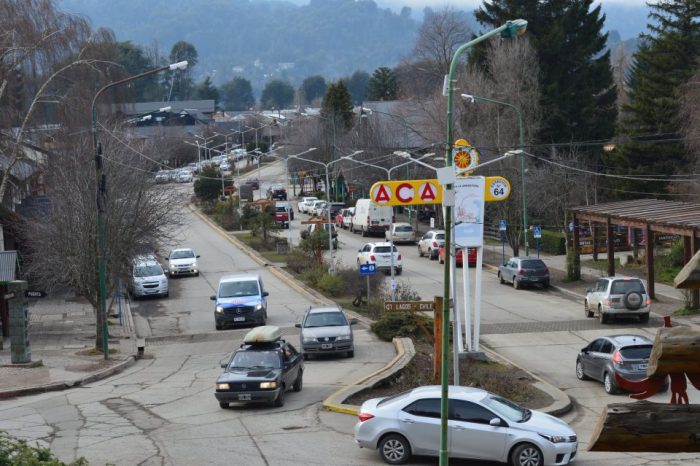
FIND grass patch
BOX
[673,307,700,316]
[258,251,289,263]
[78,347,118,356]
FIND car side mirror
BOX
[263,291,269,297]
[219,357,228,368]
[210,295,216,300]
[358,249,362,252]
[164,257,169,261]
[349,318,358,325]
[295,323,301,328]
[581,347,589,353]
[489,418,501,427]
[196,255,201,258]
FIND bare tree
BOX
[412,6,473,80]
[678,67,700,199]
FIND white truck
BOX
[351,199,393,237]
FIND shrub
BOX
[0,430,88,465]
[300,265,326,287]
[337,265,383,296]
[379,280,421,302]
[666,238,685,267]
[212,197,240,230]
[527,229,566,255]
[371,312,430,342]
[286,249,316,274]
[318,273,345,297]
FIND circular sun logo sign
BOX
[452,143,479,175]
[453,149,473,170]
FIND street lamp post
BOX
[343,152,434,301]
[91,60,187,359]
[461,93,528,255]
[302,113,337,199]
[291,150,363,273]
[440,19,527,464]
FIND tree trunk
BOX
[589,401,700,452]
[648,327,700,377]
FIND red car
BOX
[438,246,477,267]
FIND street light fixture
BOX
[343,152,434,301]
[91,60,188,359]
[461,93,528,255]
[439,19,527,464]
[290,150,363,273]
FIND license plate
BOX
[238,394,251,401]
[638,364,648,370]
[234,317,245,322]
[321,343,332,349]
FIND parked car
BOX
[211,274,268,330]
[267,185,288,201]
[576,334,664,394]
[177,170,193,183]
[385,223,416,244]
[214,326,303,408]
[311,200,327,216]
[275,204,290,229]
[417,230,445,260]
[357,242,402,275]
[301,222,338,241]
[352,199,393,237]
[498,257,550,289]
[129,256,168,299]
[244,178,260,190]
[276,201,294,220]
[354,385,578,465]
[219,161,231,173]
[295,306,357,359]
[165,248,200,277]
[299,196,318,213]
[155,170,169,184]
[342,207,355,229]
[439,246,477,267]
[584,276,651,324]
[335,208,353,228]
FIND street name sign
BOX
[25,290,47,298]
[384,300,436,312]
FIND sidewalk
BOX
[0,292,137,399]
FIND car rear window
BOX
[521,260,546,270]
[395,226,413,232]
[435,233,445,240]
[611,280,645,294]
[619,345,653,359]
[374,246,397,253]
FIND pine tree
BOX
[321,81,354,130]
[475,0,617,145]
[609,0,700,196]
[367,67,399,101]
[196,76,219,104]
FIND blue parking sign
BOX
[499,219,507,231]
[533,225,542,239]
[359,263,376,276]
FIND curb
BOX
[322,337,415,416]
[0,356,136,400]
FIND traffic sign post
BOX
[533,225,542,258]
[359,263,376,308]
[499,220,507,265]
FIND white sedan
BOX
[356,242,402,275]
[354,385,577,465]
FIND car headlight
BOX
[170,264,176,270]
[260,381,277,389]
[191,262,198,268]
[336,334,351,341]
[255,303,263,311]
[539,434,569,443]
[216,306,224,313]
[302,336,316,343]
[216,383,229,390]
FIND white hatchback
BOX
[357,242,402,275]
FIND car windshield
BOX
[611,280,645,294]
[219,280,259,298]
[229,350,280,369]
[170,250,195,259]
[304,312,348,327]
[134,265,163,277]
[481,395,530,422]
[521,260,546,270]
[395,226,413,232]
[374,246,397,253]
[619,344,653,359]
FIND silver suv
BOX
[584,277,651,324]
[130,256,169,299]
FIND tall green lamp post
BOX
[461,93,528,255]
[91,60,188,359]
[440,20,527,465]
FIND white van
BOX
[351,199,393,237]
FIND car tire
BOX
[499,272,505,284]
[439,255,444,264]
[429,249,435,260]
[604,372,619,394]
[215,322,223,330]
[395,268,402,276]
[542,280,550,289]
[599,306,608,324]
[584,301,594,318]
[361,227,368,237]
[378,434,411,465]
[639,313,650,324]
[576,359,589,380]
[347,350,354,358]
[219,401,228,409]
[293,371,303,392]
[513,278,520,290]
[273,386,285,407]
[195,272,200,277]
[510,443,543,466]
[418,246,424,258]
[303,353,309,361]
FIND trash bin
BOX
[276,240,288,254]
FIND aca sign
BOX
[370,179,442,206]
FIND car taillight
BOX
[646,299,652,305]
[517,269,524,275]
[358,412,374,423]
[370,255,376,261]
[397,254,401,260]
[432,241,438,247]
[544,267,549,274]
[604,298,613,306]
[612,351,623,366]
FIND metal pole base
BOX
[458,351,488,362]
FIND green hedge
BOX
[527,229,566,255]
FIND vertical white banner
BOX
[454,177,485,248]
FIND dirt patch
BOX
[345,340,554,410]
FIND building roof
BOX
[123,100,216,115]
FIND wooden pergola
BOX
[569,199,700,306]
